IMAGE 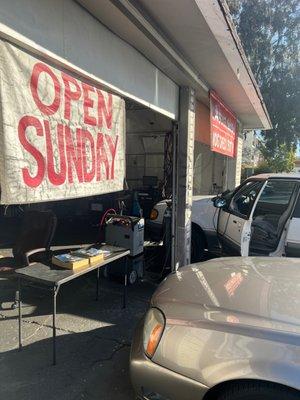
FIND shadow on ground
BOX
[0,273,156,400]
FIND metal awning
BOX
[77,0,271,130]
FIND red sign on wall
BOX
[210,91,237,158]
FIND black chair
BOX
[0,210,57,308]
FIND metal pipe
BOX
[53,287,58,366]
[17,278,22,351]
[96,268,100,301]
[123,257,128,309]
[171,121,178,271]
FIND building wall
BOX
[126,108,171,188]
[0,0,179,119]
[195,101,210,145]
[193,100,242,195]
[242,130,261,168]
[293,159,300,174]
[226,134,243,189]
[193,142,226,195]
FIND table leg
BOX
[53,286,59,366]
[123,257,128,309]
[17,278,22,351]
[96,268,100,301]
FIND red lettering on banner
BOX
[105,134,118,179]
[210,91,237,158]
[97,90,112,129]
[14,61,123,192]
[62,73,82,121]
[30,63,61,116]
[96,133,110,181]
[44,120,66,186]
[80,129,96,182]
[18,116,45,188]
[82,83,97,126]
[18,120,119,186]
[65,126,83,183]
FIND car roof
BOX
[248,173,300,181]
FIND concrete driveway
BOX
[0,273,155,400]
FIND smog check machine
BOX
[105,215,144,284]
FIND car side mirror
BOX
[213,197,227,208]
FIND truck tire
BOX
[191,225,205,263]
[216,381,299,400]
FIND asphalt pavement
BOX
[0,271,155,400]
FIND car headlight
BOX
[143,308,165,358]
[150,208,159,220]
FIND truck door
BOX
[249,179,299,256]
[217,180,263,255]
[286,190,300,257]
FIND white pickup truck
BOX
[147,174,300,261]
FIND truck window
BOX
[292,193,300,218]
[229,181,262,218]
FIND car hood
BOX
[152,257,300,335]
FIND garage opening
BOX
[0,97,175,280]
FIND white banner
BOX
[0,40,125,204]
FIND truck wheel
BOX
[191,226,205,263]
[216,381,299,400]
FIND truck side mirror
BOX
[214,197,227,208]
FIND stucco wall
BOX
[193,142,226,195]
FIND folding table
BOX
[15,245,130,365]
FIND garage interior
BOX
[0,98,174,282]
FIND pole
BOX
[53,286,58,366]
[17,278,22,351]
[175,87,196,267]
[171,121,178,271]
[123,257,128,309]
[96,268,100,301]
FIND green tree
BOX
[253,161,273,175]
[257,143,296,172]
[227,0,300,168]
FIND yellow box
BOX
[52,254,89,270]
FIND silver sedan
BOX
[130,257,300,400]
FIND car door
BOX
[249,179,299,256]
[217,180,264,255]
[285,189,300,257]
